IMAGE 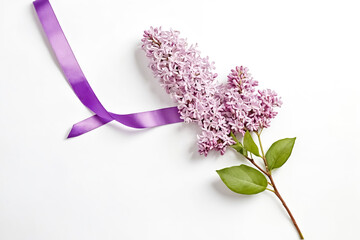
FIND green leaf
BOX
[231,142,248,156]
[216,165,267,195]
[266,138,296,170]
[230,132,247,156]
[243,131,260,157]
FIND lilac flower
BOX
[142,27,282,156]
[227,66,258,93]
[222,66,282,133]
[142,27,232,155]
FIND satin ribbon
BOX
[33,0,182,138]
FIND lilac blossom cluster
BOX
[141,27,234,154]
[142,27,282,156]
[222,66,282,134]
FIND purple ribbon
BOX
[33,0,182,138]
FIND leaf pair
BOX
[231,131,261,157]
[218,133,296,195]
[230,132,247,156]
[232,131,296,171]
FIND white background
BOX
[1,0,360,239]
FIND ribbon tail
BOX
[68,106,183,138]
[34,0,183,138]
[67,115,112,138]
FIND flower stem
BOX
[230,132,269,176]
[256,131,304,239]
[244,155,269,176]
[256,131,269,171]
[266,188,275,193]
[270,177,304,239]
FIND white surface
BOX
[1,0,360,239]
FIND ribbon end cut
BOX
[67,115,113,139]
[67,125,80,138]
